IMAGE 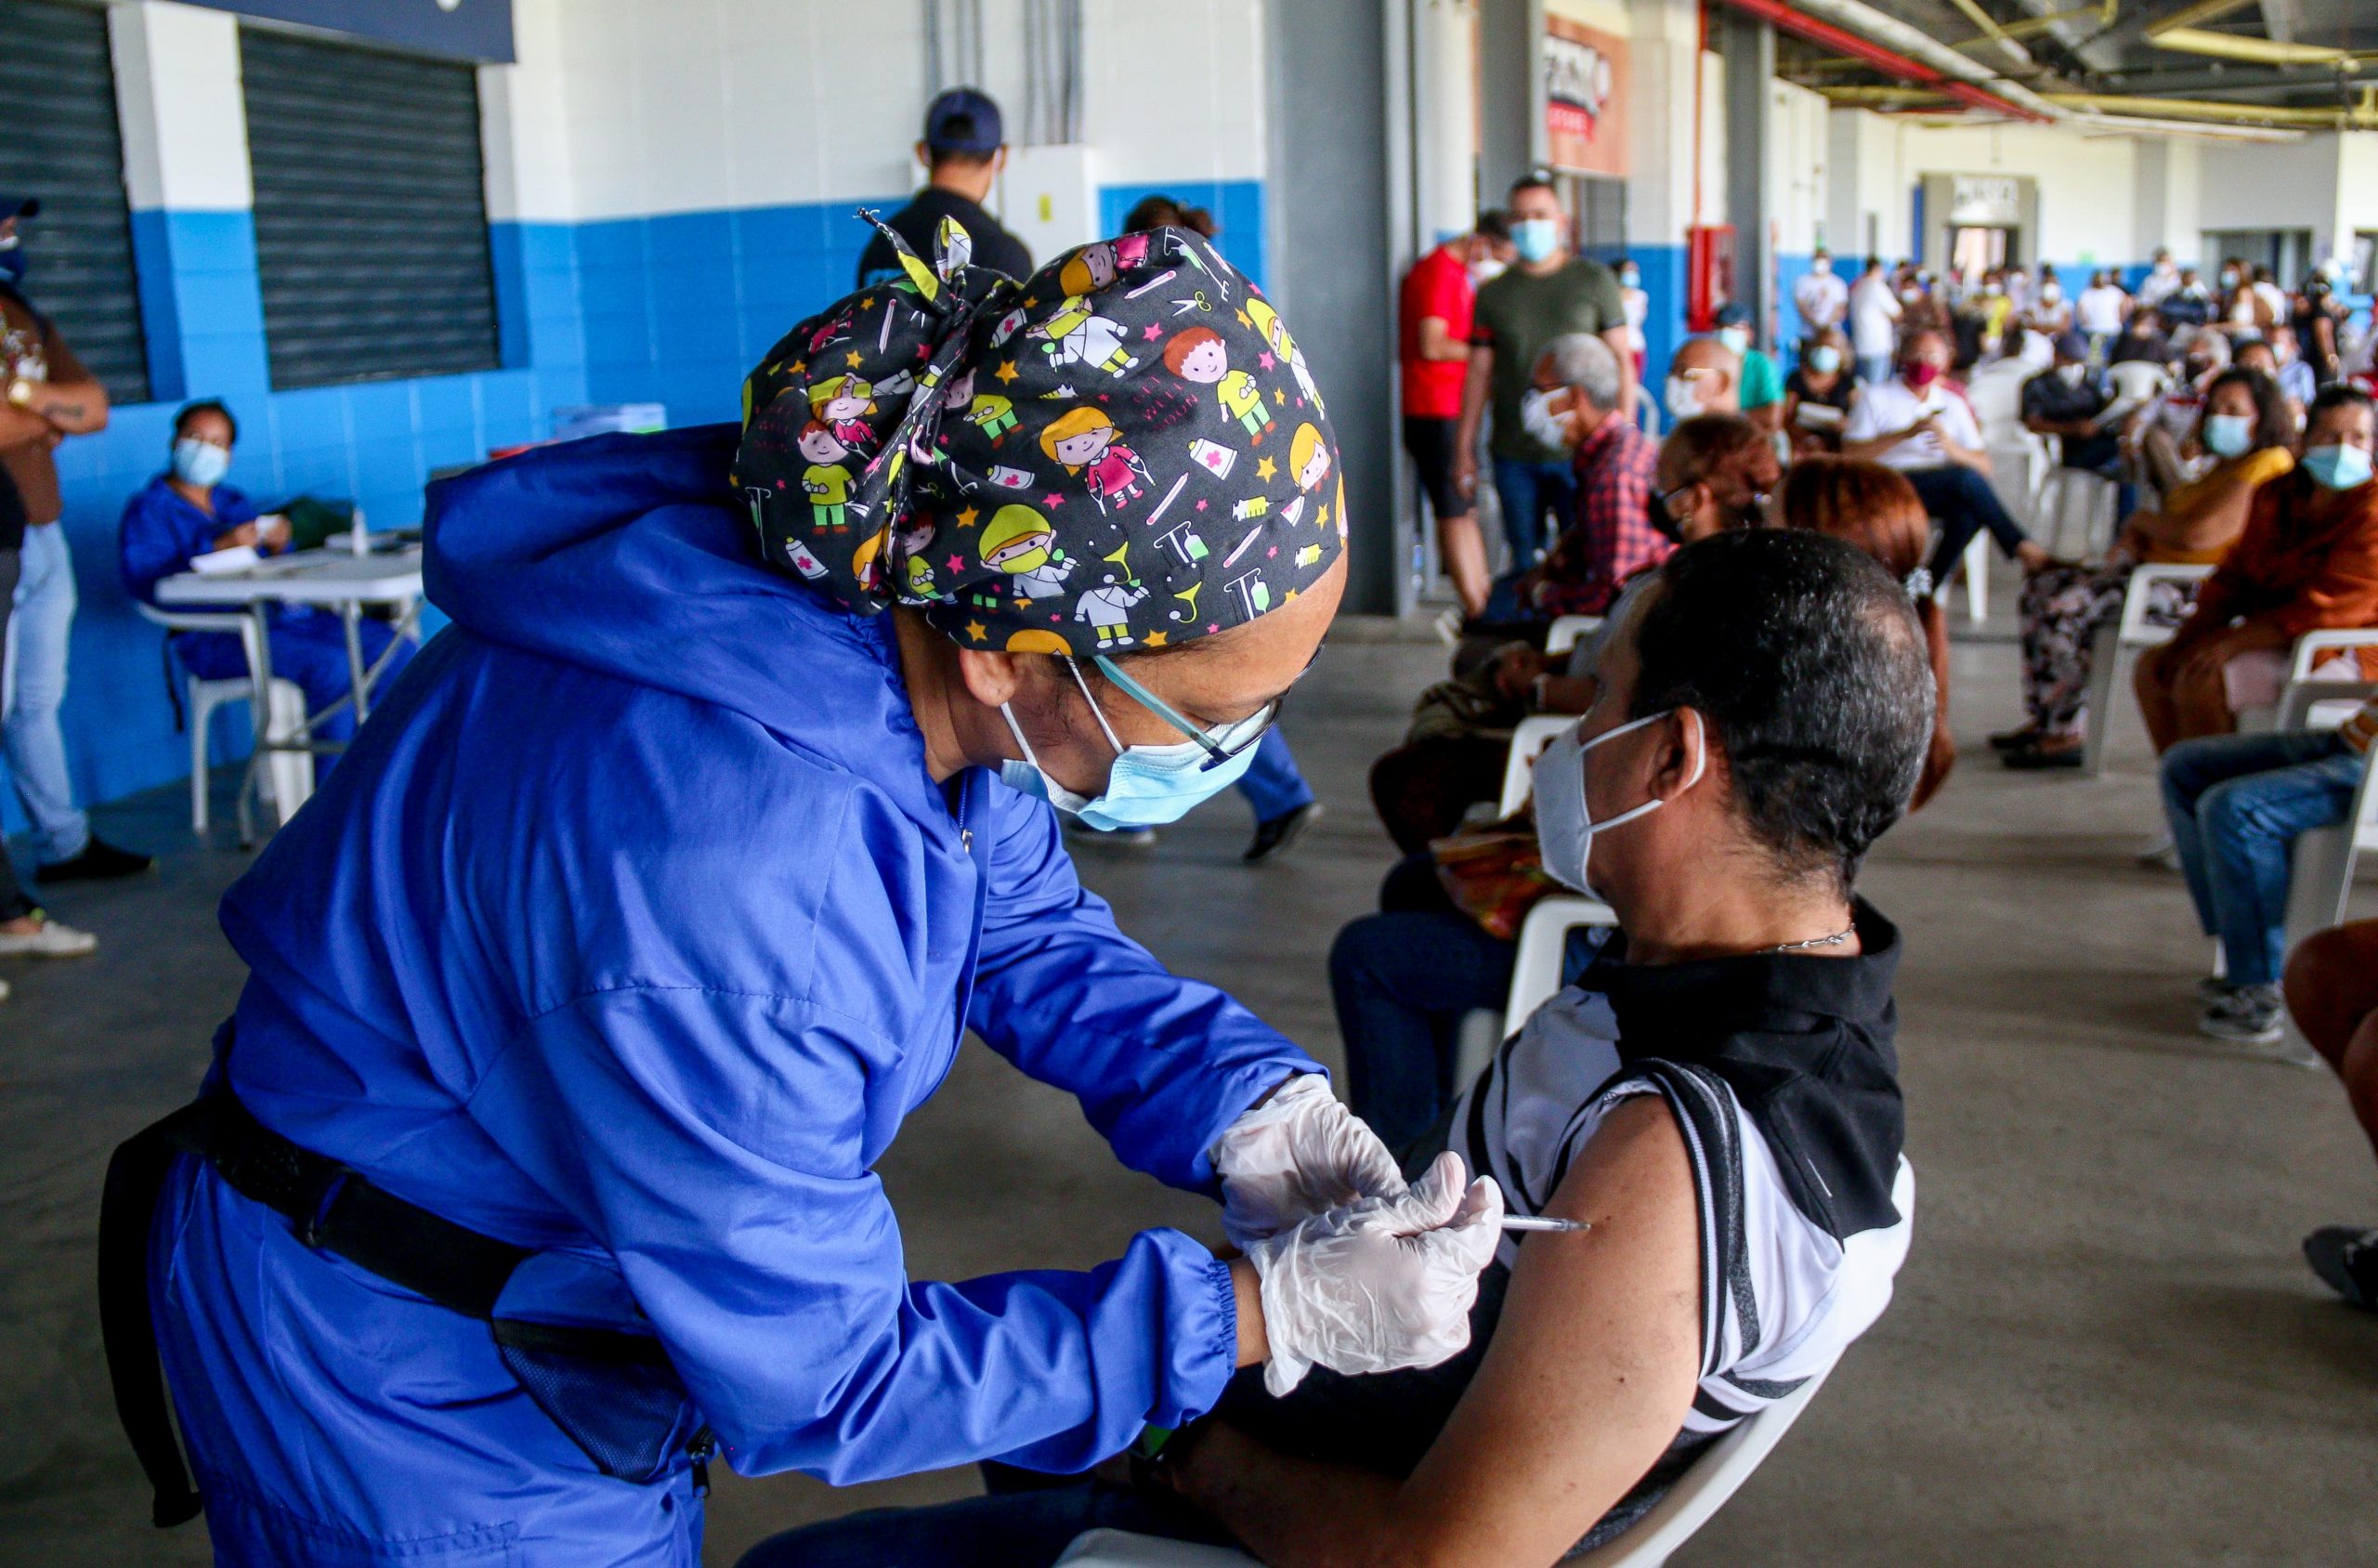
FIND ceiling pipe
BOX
[2149,28,2367,65]
[2142,0,2260,37]
[1716,0,2060,121]
[2043,88,2378,127]
[1940,0,2038,70]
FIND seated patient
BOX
[119,399,417,755]
[747,529,1930,1568]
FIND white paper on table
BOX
[189,545,262,576]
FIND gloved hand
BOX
[1210,1074,1409,1250]
[1245,1149,1504,1396]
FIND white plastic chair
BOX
[1054,1362,1836,1568]
[1957,531,1989,625]
[2270,631,2378,732]
[2081,562,2215,775]
[1498,714,1578,817]
[1545,614,1603,657]
[136,603,313,836]
[2034,465,2121,558]
[1502,894,1619,1025]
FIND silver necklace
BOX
[1759,925,1854,954]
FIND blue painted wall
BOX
[13,183,1268,832]
[1096,180,1267,292]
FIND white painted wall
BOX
[2200,135,2339,252]
[107,1,251,212]
[1620,0,1700,242]
[1768,78,1826,255]
[474,0,1267,225]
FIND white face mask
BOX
[1519,386,1575,451]
[1718,325,1752,356]
[2041,283,2062,302]
[1811,256,1832,276]
[1470,257,1507,285]
[1531,710,1705,900]
[1666,374,1705,423]
[1808,344,1842,374]
[2057,362,2087,386]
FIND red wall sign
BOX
[1544,17,1628,178]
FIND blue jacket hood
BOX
[424,424,946,829]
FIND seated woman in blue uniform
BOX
[116,399,415,755]
[747,529,1931,1568]
[102,221,1504,1568]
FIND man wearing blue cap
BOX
[2022,330,2123,485]
[857,87,1033,289]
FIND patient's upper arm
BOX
[1396,1094,1704,1568]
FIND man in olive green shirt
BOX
[1451,173,1632,575]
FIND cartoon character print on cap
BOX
[732,212,1343,657]
[1040,407,1152,514]
[1245,296,1325,417]
[1164,327,1274,447]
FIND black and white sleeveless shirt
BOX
[1450,900,1914,1442]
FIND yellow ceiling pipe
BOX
[2043,90,2378,128]
[1942,0,2036,67]
[2151,28,2368,64]
[2141,0,2258,36]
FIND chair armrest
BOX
[2291,628,2378,680]
[1545,614,1603,656]
[2118,563,2215,644]
[133,602,253,637]
[2280,680,2378,732]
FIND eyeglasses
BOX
[1074,654,1287,771]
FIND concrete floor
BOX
[5,611,2375,1566]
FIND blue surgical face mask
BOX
[2202,413,2254,460]
[999,656,1267,831]
[171,438,230,489]
[2304,443,2375,492]
[1808,345,1842,374]
[1617,266,1641,288]
[1511,218,1561,265]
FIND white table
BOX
[154,545,425,836]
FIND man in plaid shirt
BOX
[1510,333,1662,620]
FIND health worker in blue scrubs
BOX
[102,219,1501,1566]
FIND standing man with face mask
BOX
[1713,304,1784,436]
[1452,173,1634,573]
[0,195,151,892]
[1401,213,1514,623]
[857,89,1032,289]
[1848,256,1901,385]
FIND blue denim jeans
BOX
[4,522,88,864]
[1910,464,2032,582]
[2161,730,2364,987]
[1235,725,1314,823]
[1489,455,1576,572]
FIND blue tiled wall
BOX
[12,186,1271,833]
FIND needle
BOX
[1499,1214,1589,1234]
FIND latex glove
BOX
[1210,1074,1408,1250]
[1246,1149,1504,1396]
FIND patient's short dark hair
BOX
[1627,529,1932,892]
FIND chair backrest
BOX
[1962,360,2030,437]
[1504,894,1618,1025]
[2116,563,2215,647]
[1569,1361,1838,1567]
[1499,714,1579,817]
[1546,614,1603,657]
[2106,359,2171,403]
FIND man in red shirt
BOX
[1400,214,1511,621]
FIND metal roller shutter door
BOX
[240,26,499,390]
[0,0,150,405]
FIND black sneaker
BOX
[2002,738,2084,771]
[2304,1226,2378,1311]
[1988,724,2042,753]
[2200,982,2286,1044]
[1244,802,1322,864]
[34,836,154,884]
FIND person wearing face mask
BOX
[1794,247,1849,344]
[2268,324,2319,407]
[2027,268,2073,337]
[1784,327,1859,454]
[2135,385,2378,755]
[0,195,151,888]
[1503,332,1662,622]
[2076,271,2130,356]
[1615,255,1650,378]
[1711,304,1784,436]
[1997,368,2295,769]
[2136,247,2180,310]
[779,529,1928,1568]
[102,221,1503,1567]
[117,400,417,765]
[1662,334,1744,428]
[1848,257,1901,385]
[1453,173,1635,571]
[2123,328,2228,502]
[1842,328,2051,584]
[1401,212,1516,622]
[2021,332,2123,484]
